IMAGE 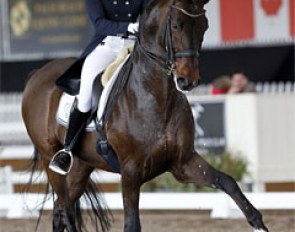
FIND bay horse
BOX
[22,0,269,231]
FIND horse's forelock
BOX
[141,0,171,31]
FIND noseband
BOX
[137,4,206,76]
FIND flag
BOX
[203,0,294,47]
[290,0,295,36]
[220,0,254,42]
[255,0,290,41]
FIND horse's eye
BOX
[172,23,182,31]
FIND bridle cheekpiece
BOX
[137,3,206,76]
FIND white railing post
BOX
[0,166,13,194]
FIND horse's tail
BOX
[25,146,51,231]
[76,180,113,232]
[26,146,113,232]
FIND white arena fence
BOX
[1,192,295,219]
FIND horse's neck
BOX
[127,49,177,110]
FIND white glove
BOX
[128,22,139,34]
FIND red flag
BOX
[260,0,282,16]
[290,0,295,37]
[220,0,255,42]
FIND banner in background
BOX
[4,0,91,58]
[191,99,226,155]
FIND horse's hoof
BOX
[254,228,269,232]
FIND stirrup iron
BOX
[49,149,74,175]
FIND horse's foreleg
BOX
[121,162,142,232]
[172,152,269,232]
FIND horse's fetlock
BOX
[247,210,267,231]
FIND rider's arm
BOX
[85,0,129,37]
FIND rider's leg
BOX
[77,45,118,112]
[49,44,118,175]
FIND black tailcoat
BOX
[57,0,149,94]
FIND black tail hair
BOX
[26,146,113,232]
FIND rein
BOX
[137,3,206,76]
[136,39,174,76]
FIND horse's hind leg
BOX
[52,202,66,232]
[45,159,95,232]
[172,152,269,232]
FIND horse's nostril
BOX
[176,77,199,91]
[177,77,194,91]
[177,77,188,89]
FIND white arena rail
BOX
[0,192,294,219]
[0,93,30,145]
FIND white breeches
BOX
[77,36,135,112]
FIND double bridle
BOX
[137,4,206,75]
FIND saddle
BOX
[56,47,134,173]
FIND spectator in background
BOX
[210,72,255,95]
[227,72,255,94]
[210,75,232,95]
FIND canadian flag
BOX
[203,0,295,46]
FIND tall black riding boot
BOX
[49,104,90,175]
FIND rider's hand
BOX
[128,22,139,34]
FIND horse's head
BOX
[139,0,210,92]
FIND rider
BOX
[49,0,149,175]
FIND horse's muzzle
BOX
[176,77,200,91]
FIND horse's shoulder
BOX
[172,93,194,121]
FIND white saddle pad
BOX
[56,93,96,131]
[56,54,131,131]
